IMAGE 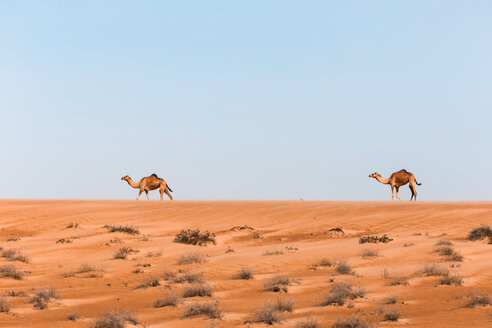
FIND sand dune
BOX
[0,200,491,327]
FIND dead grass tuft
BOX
[440,274,463,286]
[174,229,216,246]
[0,264,24,280]
[423,263,449,276]
[0,296,10,313]
[154,292,180,307]
[263,248,284,256]
[182,283,213,298]
[251,302,284,324]
[384,295,399,304]
[332,316,374,328]
[113,247,138,260]
[263,274,292,293]
[359,235,393,244]
[272,297,294,312]
[336,259,352,274]
[1,249,29,263]
[468,224,492,241]
[176,252,206,265]
[296,316,320,328]
[361,248,379,258]
[91,310,139,328]
[322,282,365,306]
[29,287,59,310]
[233,267,253,280]
[464,291,491,308]
[135,276,160,289]
[182,301,222,319]
[67,312,81,321]
[171,270,204,284]
[104,224,139,235]
[435,239,452,246]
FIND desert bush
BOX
[113,247,138,260]
[176,252,206,265]
[440,274,463,286]
[92,310,139,328]
[104,224,139,235]
[403,243,415,247]
[0,264,24,280]
[172,270,204,284]
[468,224,492,241]
[56,238,73,244]
[384,295,399,304]
[135,276,160,289]
[1,249,29,263]
[64,263,102,277]
[0,296,10,313]
[434,246,454,256]
[464,291,491,308]
[182,283,213,298]
[233,267,253,280]
[423,263,449,276]
[251,302,283,324]
[361,248,378,258]
[322,282,365,306]
[436,239,452,246]
[272,297,294,312]
[263,248,284,256]
[174,229,216,246]
[67,312,80,321]
[296,316,320,328]
[66,222,80,229]
[382,307,401,321]
[332,316,374,328]
[182,301,222,319]
[336,259,352,274]
[359,235,393,244]
[146,249,163,258]
[389,276,408,286]
[5,290,26,297]
[29,287,59,309]
[154,292,180,307]
[263,274,291,293]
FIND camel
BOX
[121,174,173,200]
[369,169,421,201]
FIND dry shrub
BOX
[0,264,24,280]
[440,274,463,286]
[263,248,284,256]
[146,249,163,258]
[1,249,29,263]
[423,263,449,276]
[468,224,492,241]
[322,282,365,306]
[464,291,491,308]
[113,247,138,260]
[174,229,216,246]
[272,297,294,312]
[29,287,59,310]
[434,246,454,256]
[66,222,80,229]
[251,302,284,324]
[336,259,352,274]
[67,312,81,321]
[384,295,399,304]
[182,301,222,319]
[172,270,204,284]
[264,274,291,293]
[382,307,401,321]
[176,252,206,265]
[446,251,464,262]
[5,290,26,297]
[135,276,160,289]
[0,296,10,313]
[296,316,320,328]
[182,283,213,298]
[359,235,392,244]
[92,310,139,328]
[435,239,452,246]
[154,292,180,307]
[104,224,139,235]
[233,267,253,280]
[361,248,378,258]
[389,277,408,286]
[332,316,374,328]
[56,238,73,244]
[65,263,102,277]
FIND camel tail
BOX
[415,179,422,186]
[167,184,173,192]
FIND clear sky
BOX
[1,1,491,200]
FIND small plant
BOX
[322,282,365,306]
[332,316,374,328]
[0,264,24,280]
[146,249,163,258]
[361,248,378,258]
[296,316,320,328]
[403,243,415,247]
[174,229,216,246]
[66,222,80,229]
[435,239,452,246]
[336,259,352,274]
[446,251,464,262]
[423,263,449,276]
[251,302,283,324]
[104,224,139,235]
[233,267,253,280]
[138,235,150,241]
[252,231,261,239]
[263,248,284,256]
[56,238,73,244]
[171,270,204,284]
[440,274,463,286]
[182,283,213,298]
[92,310,139,328]
[384,295,399,304]
[176,252,206,265]
[0,296,10,313]
[389,277,409,286]
[272,297,294,312]
[135,276,160,289]
[359,235,393,244]
[29,287,59,310]
[67,311,81,321]
[464,291,491,308]
[263,274,291,293]
[468,224,492,241]
[6,237,20,242]
[434,246,454,256]
[5,290,26,297]
[1,249,29,263]
[182,301,222,319]
[154,292,180,307]
[382,307,401,321]
[113,247,138,260]
[225,246,235,253]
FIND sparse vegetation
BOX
[1,249,29,263]
[0,264,24,280]
[336,259,352,274]
[92,310,139,328]
[171,270,204,283]
[135,276,160,289]
[440,274,463,286]
[322,282,365,306]
[66,222,80,229]
[0,296,10,313]
[434,245,454,256]
[468,224,492,241]
[382,307,401,321]
[104,224,139,235]
[56,238,73,244]
[464,291,491,308]
[332,316,374,328]
[174,229,216,246]
[263,274,292,292]
[154,292,180,307]
[29,287,59,309]
[361,248,379,258]
[251,302,284,324]
[272,297,294,312]
[233,267,253,280]
[64,263,102,277]
[296,316,320,328]
[309,258,332,270]
[263,248,284,256]
[182,283,213,298]
[389,277,409,286]
[423,263,449,276]
[182,301,222,319]
[146,249,163,258]
[436,239,452,246]
[67,312,81,321]
[359,235,393,244]
[403,243,415,247]
[6,237,20,242]
[384,295,399,304]
[176,252,206,265]
[5,290,26,297]
[252,231,261,239]
[113,247,138,260]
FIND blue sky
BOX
[1,1,491,200]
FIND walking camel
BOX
[369,169,421,201]
[121,174,173,200]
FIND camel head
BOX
[121,175,130,181]
[368,172,381,179]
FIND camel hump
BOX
[399,169,409,173]
[151,173,159,178]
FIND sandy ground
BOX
[0,200,491,327]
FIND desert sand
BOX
[0,199,491,327]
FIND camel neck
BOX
[126,178,140,189]
[376,176,390,184]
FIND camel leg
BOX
[409,185,414,201]
[164,188,173,200]
[159,187,164,201]
[391,185,394,200]
[145,190,149,200]
[410,182,417,201]
[395,187,401,201]
[136,189,143,200]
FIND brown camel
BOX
[369,169,421,201]
[121,174,173,200]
